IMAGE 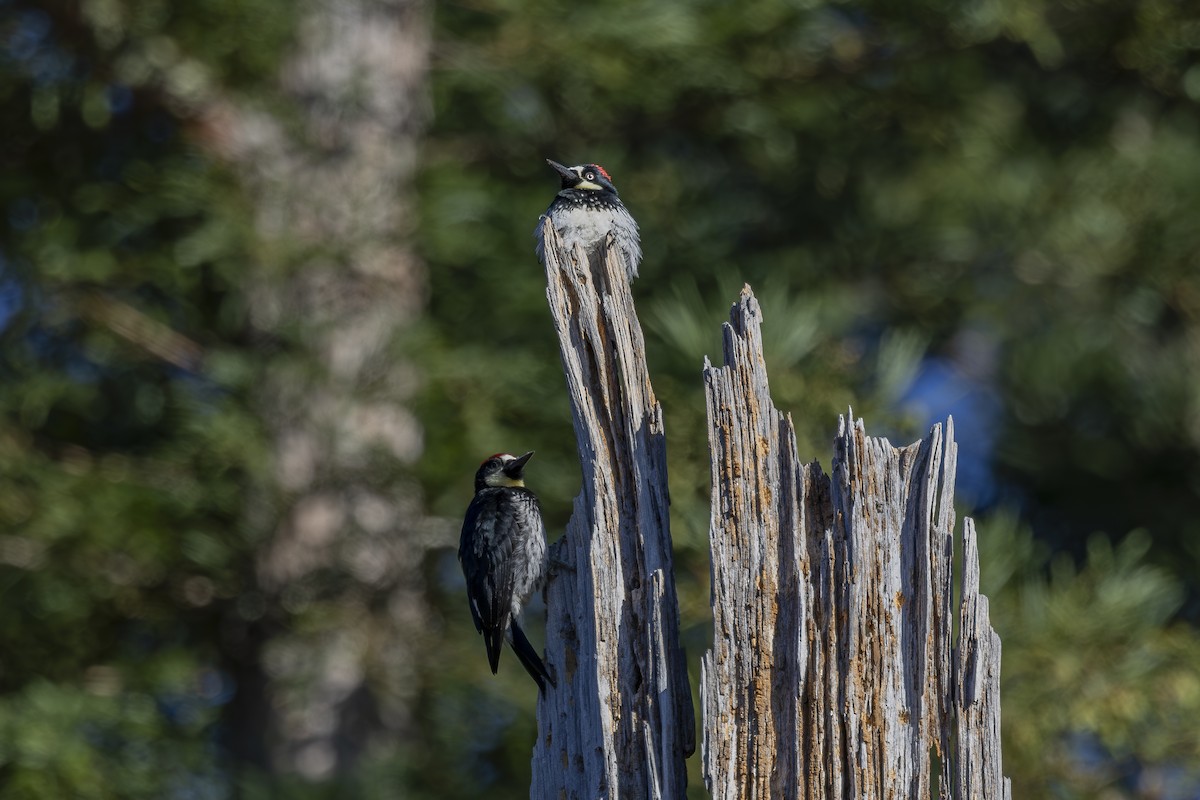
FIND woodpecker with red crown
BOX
[459,451,554,693]
[536,159,642,281]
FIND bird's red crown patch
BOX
[594,164,612,181]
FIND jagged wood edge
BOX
[701,285,1008,799]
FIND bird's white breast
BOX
[537,201,642,278]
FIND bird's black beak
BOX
[546,159,577,181]
[505,451,534,478]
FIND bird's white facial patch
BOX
[483,454,525,488]
[569,165,603,192]
[484,473,525,488]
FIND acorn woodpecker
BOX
[459,451,554,693]
[536,159,642,281]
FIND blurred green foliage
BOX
[1,0,287,795]
[978,516,1200,795]
[4,0,1200,798]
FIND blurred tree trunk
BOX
[533,226,696,799]
[206,0,431,779]
[701,287,1010,799]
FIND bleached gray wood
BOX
[955,518,1013,800]
[702,286,1008,799]
[531,223,695,799]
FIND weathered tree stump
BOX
[701,286,1009,799]
[532,223,695,799]
[530,227,1008,799]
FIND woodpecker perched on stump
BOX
[459,451,554,693]
[536,158,642,281]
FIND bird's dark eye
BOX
[585,171,596,181]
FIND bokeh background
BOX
[4,0,1200,797]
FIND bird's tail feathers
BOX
[509,621,555,694]
[484,623,505,675]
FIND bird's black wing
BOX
[459,490,520,674]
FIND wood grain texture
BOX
[955,518,1013,800]
[531,223,694,800]
[701,286,1008,799]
